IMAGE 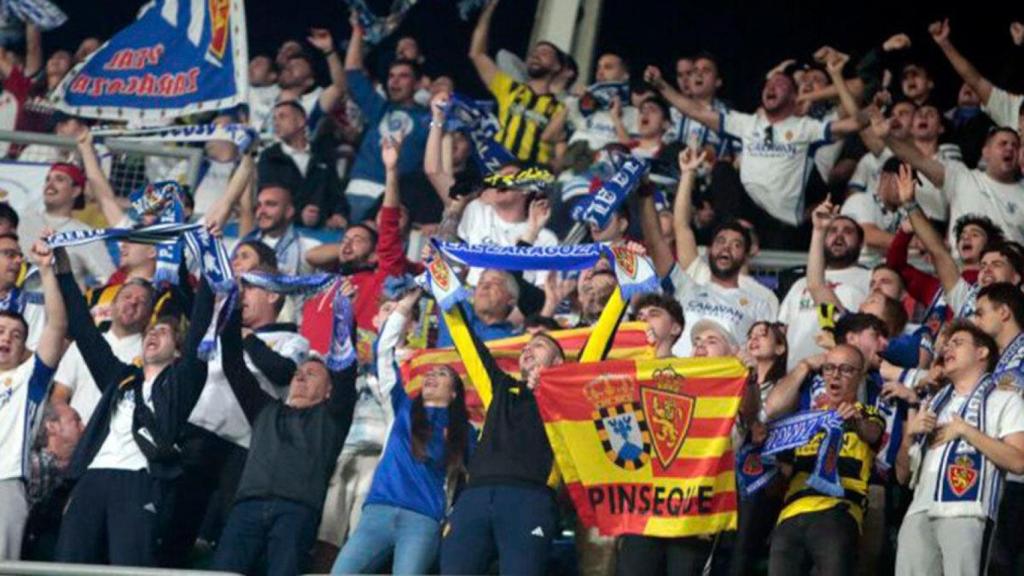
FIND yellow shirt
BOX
[776,404,882,528]
[488,71,562,166]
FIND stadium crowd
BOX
[4,2,1024,576]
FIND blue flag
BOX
[50,0,248,124]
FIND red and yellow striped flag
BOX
[399,321,652,423]
[535,357,746,537]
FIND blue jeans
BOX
[331,504,441,575]
[212,497,319,576]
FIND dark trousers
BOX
[991,481,1024,576]
[212,497,320,576]
[615,534,712,576]
[440,484,558,576]
[768,507,859,576]
[722,476,785,576]
[159,425,248,567]
[54,469,165,567]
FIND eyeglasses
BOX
[0,249,22,259]
[821,363,860,378]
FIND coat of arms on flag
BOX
[585,374,652,471]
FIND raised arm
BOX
[896,163,961,296]
[205,153,254,235]
[644,66,720,133]
[308,28,346,113]
[28,239,66,369]
[344,11,366,72]
[806,199,843,308]
[236,167,256,238]
[672,148,706,271]
[930,19,993,104]
[764,356,821,419]
[221,307,272,422]
[174,275,215,387]
[824,52,869,138]
[242,333,297,388]
[77,130,126,227]
[874,113,946,188]
[24,23,41,79]
[639,189,674,278]
[54,247,128,391]
[425,92,455,206]
[468,0,500,87]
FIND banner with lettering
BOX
[49,0,248,124]
[400,321,653,424]
[536,357,746,537]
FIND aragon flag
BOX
[535,356,747,537]
[400,321,652,424]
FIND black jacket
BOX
[60,273,215,481]
[221,311,357,511]
[257,139,349,225]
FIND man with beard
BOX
[664,148,773,357]
[779,208,870,369]
[259,29,345,133]
[470,0,564,166]
[16,163,114,287]
[664,53,740,161]
[842,157,906,264]
[240,184,321,277]
[50,279,151,426]
[644,54,868,249]
[343,15,430,223]
[893,163,1024,319]
[878,110,1024,245]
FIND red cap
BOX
[49,163,86,188]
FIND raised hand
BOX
[928,19,951,45]
[812,46,834,64]
[1013,22,1024,47]
[381,135,404,169]
[835,402,862,422]
[396,287,423,314]
[869,110,892,140]
[307,28,334,54]
[643,65,666,90]
[811,197,837,231]
[30,236,52,270]
[882,33,911,52]
[430,90,449,121]
[526,197,552,233]
[825,51,850,77]
[677,147,708,173]
[907,408,937,436]
[896,163,916,206]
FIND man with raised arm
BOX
[644,52,868,248]
[469,0,564,166]
[0,235,67,560]
[52,238,215,566]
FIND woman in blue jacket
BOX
[332,289,472,574]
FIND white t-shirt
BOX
[983,86,1023,130]
[192,159,236,217]
[849,146,957,223]
[778,267,871,369]
[666,260,774,357]
[948,278,981,319]
[187,328,309,448]
[686,254,780,319]
[89,376,155,472]
[54,331,143,426]
[906,387,1024,517]
[812,109,844,181]
[721,111,831,225]
[457,199,557,286]
[665,99,738,159]
[0,356,53,481]
[18,210,115,287]
[566,97,639,150]
[943,161,1024,248]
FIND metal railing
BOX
[0,129,204,196]
[0,561,241,576]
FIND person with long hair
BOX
[332,289,472,574]
[727,321,789,576]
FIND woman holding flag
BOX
[332,288,473,574]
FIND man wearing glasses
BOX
[767,344,885,576]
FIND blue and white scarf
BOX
[46,222,202,249]
[571,157,649,230]
[738,409,846,498]
[578,81,630,118]
[128,181,185,286]
[444,94,516,175]
[344,0,418,46]
[242,225,302,276]
[994,332,1024,390]
[434,240,660,300]
[2,0,65,31]
[456,0,488,21]
[913,376,1000,518]
[93,123,258,154]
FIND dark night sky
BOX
[47,1,1024,109]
